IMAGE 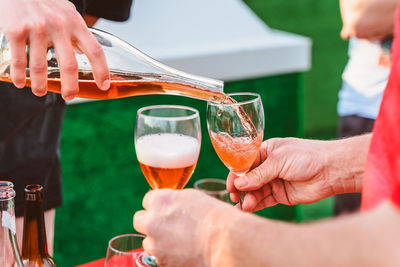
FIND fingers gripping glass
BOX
[134,105,201,266]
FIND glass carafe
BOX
[0,28,225,101]
[0,181,23,267]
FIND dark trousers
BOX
[334,115,375,216]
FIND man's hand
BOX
[133,189,239,267]
[228,135,370,212]
[340,0,398,40]
[135,191,400,266]
[0,0,110,100]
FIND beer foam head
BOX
[136,133,200,168]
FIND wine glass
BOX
[105,234,145,267]
[207,92,265,207]
[194,178,230,203]
[134,105,201,266]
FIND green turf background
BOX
[53,1,347,265]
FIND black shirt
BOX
[72,0,133,21]
[0,0,133,216]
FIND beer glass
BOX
[207,92,264,206]
[105,234,145,267]
[134,105,201,266]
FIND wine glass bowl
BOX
[207,92,264,176]
[134,105,201,267]
[135,105,201,189]
[194,178,230,203]
[105,234,145,267]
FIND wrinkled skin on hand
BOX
[0,0,110,100]
[227,138,339,212]
[134,189,238,267]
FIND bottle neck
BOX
[22,190,50,260]
[0,181,16,235]
[0,181,15,202]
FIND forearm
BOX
[325,133,371,194]
[213,201,400,266]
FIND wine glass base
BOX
[137,253,158,267]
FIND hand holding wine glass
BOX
[134,105,201,266]
[135,105,201,190]
[227,136,369,212]
[207,92,265,208]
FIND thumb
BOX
[234,157,280,191]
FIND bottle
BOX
[0,29,258,138]
[0,28,225,102]
[21,185,55,267]
[0,181,23,267]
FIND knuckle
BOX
[64,0,77,11]
[31,21,47,38]
[60,60,78,73]
[133,211,149,233]
[265,139,276,154]
[252,167,264,185]
[12,57,27,69]
[48,15,64,30]
[144,189,174,210]
[5,25,27,41]
[64,9,80,23]
[143,191,154,209]
[145,214,159,236]
[29,62,47,73]
[89,42,104,58]
[157,190,173,204]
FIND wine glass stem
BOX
[236,173,246,210]
[238,191,243,209]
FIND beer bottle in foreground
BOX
[21,185,56,267]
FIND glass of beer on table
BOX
[134,105,201,266]
[207,92,265,207]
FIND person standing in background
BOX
[0,0,133,256]
[335,0,398,215]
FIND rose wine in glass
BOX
[134,105,201,266]
[207,92,265,207]
[209,132,263,176]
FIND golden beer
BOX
[138,162,197,189]
[135,133,200,189]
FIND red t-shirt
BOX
[362,8,400,211]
